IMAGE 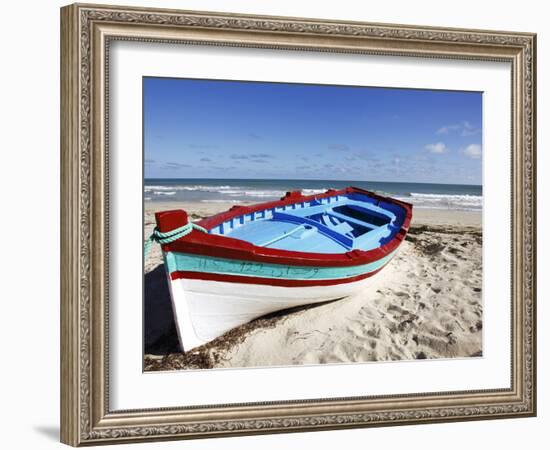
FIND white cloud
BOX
[436,124,461,134]
[425,142,448,154]
[463,144,482,159]
[460,121,481,137]
[436,121,481,136]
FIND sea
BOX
[144,179,482,212]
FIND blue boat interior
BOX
[210,192,408,254]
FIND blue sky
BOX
[144,77,482,185]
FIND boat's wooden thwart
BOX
[154,187,413,351]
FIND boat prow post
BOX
[155,209,189,232]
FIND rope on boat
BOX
[144,222,208,258]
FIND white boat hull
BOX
[167,276,374,351]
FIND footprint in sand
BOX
[366,325,381,339]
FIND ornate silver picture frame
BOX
[60,3,536,446]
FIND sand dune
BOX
[143,202,482,371]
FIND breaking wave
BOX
[397,192,482,211]
[143,183,482,211]
[144,184,330,201]
[144,185,233,193]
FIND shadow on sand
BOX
[144,265,182,355]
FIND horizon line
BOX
[143,177,482,187]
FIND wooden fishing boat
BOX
[152,187,412,351]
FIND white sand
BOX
[144,201,482,370]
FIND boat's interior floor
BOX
[220,196,404,254]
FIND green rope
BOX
[144,222,208,258]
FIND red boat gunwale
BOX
[155,187,413,268]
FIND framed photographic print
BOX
[60,3,537,446]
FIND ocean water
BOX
[144,179,482,212]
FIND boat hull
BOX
[169,274,383,351]
[165,252,395,351]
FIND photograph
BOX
[143,77,484,371]
[57,2,536,445]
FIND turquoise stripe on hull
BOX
[165,251,397,281]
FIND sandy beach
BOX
[144,201,482,371]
